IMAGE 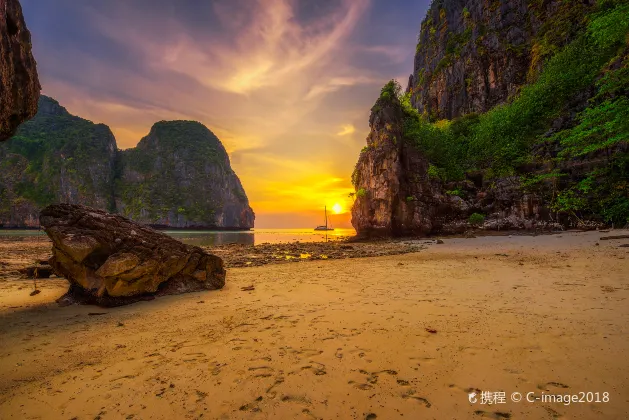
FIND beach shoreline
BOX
[0,230,628,419]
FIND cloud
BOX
[304,75,377,100]
[337,124,356,136]
[88,0,370,97]
[359,45,411,63]
[24,0,429,227]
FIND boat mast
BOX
[324,206,328,228]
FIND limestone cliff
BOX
[0,98,255,229]
[351,91,548,237]
[351,94,443,236]
[0,96,117,227]
[352,1,629,236]
[408,0,594,120]
[0,0,40,141]
[116,121,254,229]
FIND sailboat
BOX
[314,206,334,231]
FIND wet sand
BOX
[0,231,628,419]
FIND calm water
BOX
[0,228,356,246]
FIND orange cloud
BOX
[337,124,356,136]
[91,0,369,96]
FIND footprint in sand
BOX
[300,408,320,420]
[537,381,569,391]
[473,410,511,419]
[335,348,343,359]
[266,376,285,398]
[210,363,226,376]
[278,394,318,418]
[352,382,374,391]
[352,369,399,389]
[409,356,436,367]
[291,348,324,358]
[544,407,565,419]
[348,347,369,359]
[168,340,190,352]
[294,361,326,376]
[195,390,208,403]
[232,345,253,351]
[239,396,263,412]
[280,394,312,405]
[250,355,272,362]
[401,390,431,408]
[248,365,275,378]
[458,346,485,356]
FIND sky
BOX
[21,0,430,228]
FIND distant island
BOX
[0,96,254,230]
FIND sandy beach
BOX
[0,231,628,419]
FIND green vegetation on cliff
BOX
[116,121,225,224]
[377,1,629,225]
[0,96,116,222]
[116,120,252,227]
[1,101,254,228]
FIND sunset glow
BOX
[21,0,429,227]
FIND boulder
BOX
[0,0,40,141]
[39,203,226,306]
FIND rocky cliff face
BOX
[0,96,117,227]
[352,1,629,237]
[408,0,594,120]
[0,0,40,141]
[116,121,254,229]
[352,95,443,237]
[0,98,254,229]
[352,93,552,237]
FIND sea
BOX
[0,228,357,246]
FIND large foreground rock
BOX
[0,0,40,141]
[40,203,226,306]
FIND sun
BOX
[332,203,343,214]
